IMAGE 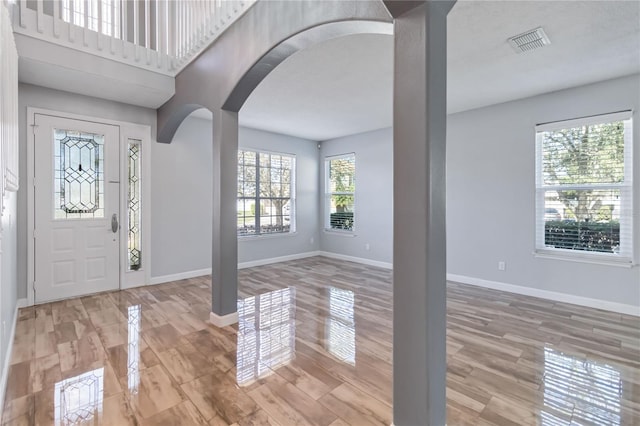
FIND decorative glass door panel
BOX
[34,114,120,303]
[54,129,105,219]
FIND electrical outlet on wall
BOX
[498,261,506,271]
[310,237,314,245]
[365,243,370,251]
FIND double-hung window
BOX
[237,150,295,236]
[535,111,633,262]
[325,154,356,231]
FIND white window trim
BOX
[324,153,356,233]
[237,148,296,238]
[534,110,634,264]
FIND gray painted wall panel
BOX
[447,74,640,307]
[151,116,214,277]
[238,127,320,263]
[151,119,321,274]
[319,127,393,264]
[16,88,319,292]
[316,75,640,309]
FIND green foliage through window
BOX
[237,150,295,236]
[326,154,355,231]
[536,112,632,257]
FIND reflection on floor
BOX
[2,256,639,425]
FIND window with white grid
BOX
[325,154,356,232]
[535,111,634,262]
[237,150,295,236]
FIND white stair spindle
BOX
[155,0,160,66]
[186,0,189,55]
[121,0,128,57]
[83,0,89,46]
[69,0,75,42]
[145,0,151,64]
[53,0,61,38]
[200,0,206,45]
[36,0,44,33]
[205,0,211,34]
[133,0,140,61]
[167,2,178,58]
[18,0,27,28]
[178,2,185,58]
[110,0,116,53]
[156,0,164,68]
[97,0,103,50]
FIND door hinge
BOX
[31,124,38,135]
[33,229,36,239]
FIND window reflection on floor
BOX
[54,368,104,425]
[236,288,295,386]
[543,347,621,425]
[127,304,141,394]
[326,287,356,365]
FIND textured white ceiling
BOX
[238,33,393,142]
[237,0,640,141]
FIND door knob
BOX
[111,213,119,233]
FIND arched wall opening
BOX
[155,2,455,424]
[235,31,393,267]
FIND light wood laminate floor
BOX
[2,257,638,425]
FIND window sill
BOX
[323,229,356,237]
[239,232,298,241]
[534,249,635,268]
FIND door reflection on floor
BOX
[54,367,104,425]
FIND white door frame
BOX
[27,107,151,305]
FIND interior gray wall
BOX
[16,76,640,308]
[1,191,18,377]
[150,115,215,277]
[238,127,320,263]
[319,127,393,264]
[17,84,157,298]
[447,74,640,307]
[314,75,639,308]
[16,87,320,289]
[152,120,321,272]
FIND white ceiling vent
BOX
[508,27,551,53]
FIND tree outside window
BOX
[238,150,295,236]
[326,154,355,231]
[536,112,633,257]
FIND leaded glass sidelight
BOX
[128,140,142,271]
[54,129,105,219]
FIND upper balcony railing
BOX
[10,0,255,75]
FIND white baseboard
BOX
[150,268,212,285]
[447,274,640,317]
[238,251,321,269]
[150,251,390,283]
[318,251,393,270]
[149,252,323,283]
[210,311,238,327]
[0,298,28,419]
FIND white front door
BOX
[34,114,120,303]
